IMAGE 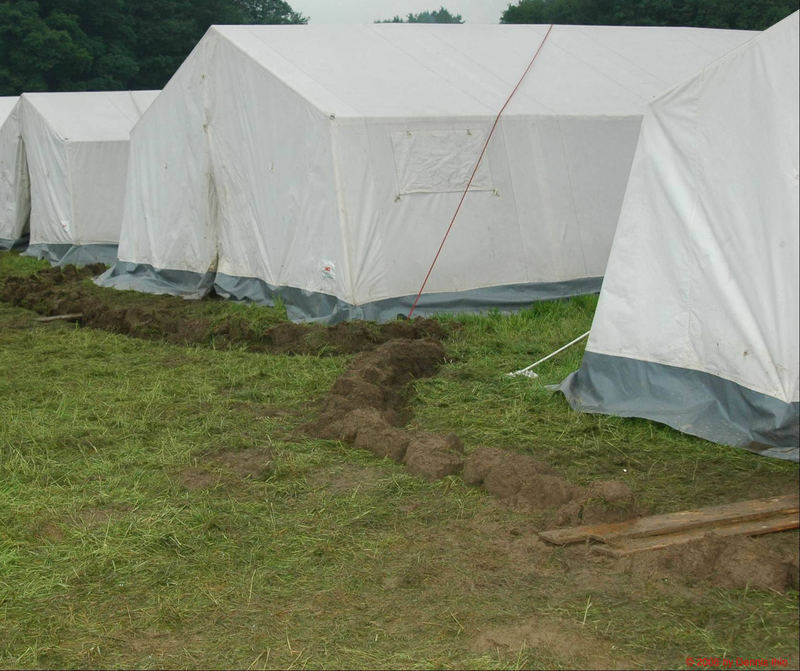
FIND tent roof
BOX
[0,96,17,122]
[210,23,755,118]
[20,90,159,142]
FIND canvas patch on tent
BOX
[391,129,493,195]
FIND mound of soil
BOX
[0,265,449,355]
[556,480,640,525]
[631,532,800,593]
[308,338,447,438]
[464,446,637,521]
[403,432,464,480]
[306,338,465,479]
[265,319,447,355]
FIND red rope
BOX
[407,24,554,319]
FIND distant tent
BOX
[99,24,752,322]
[0,97,29,250]
[19,90,159,266]
[559,13,799,461]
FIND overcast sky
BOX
[290,0,513,24]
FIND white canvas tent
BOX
[559,13,799,460]
[20,90,159,266]
[0,96,30,250]
[100,24,752,321]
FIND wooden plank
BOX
[593,512,800,558]
[539,494,799,546]
[36,313,83,323]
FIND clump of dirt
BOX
[464,446,573,506]
[403,432,464,480]
[463,446,637,521]
[305,338,465,479]
[265,319,447,355]
[336,408,411,460]
[630,532,800,593]
[555,480,640,526]
[308,338,447,439]
[0,264,450,355]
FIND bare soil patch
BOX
[629,531,800,592]
[464,446,636,524]
[307,463,386,494]
[177,448,275,489]
[472,616,637,670]
[176,467,222,491]
[295,334,798,598]
[210,447,274,480]
[35,521,65,542]
[0,265,449,354]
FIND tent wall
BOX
[19,90,158,266]
[332,115,642,306]
[211,36,345,304]
[21,98,73,249]
[100,24,755,321]
[103,30,345,302]
[0,97,30,250]
[560,13,800,460]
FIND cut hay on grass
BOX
[1,252,797,670]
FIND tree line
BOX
[0,0,307,95]
[377,7,463,23]
[501,0,798,31]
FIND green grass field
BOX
[1,252,797,669]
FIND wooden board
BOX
[539,493,799,546]
[593,512,800,558]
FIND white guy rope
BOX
[507,330,591,379]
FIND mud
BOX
[630,532,800,593]
[0,265,449,355]
[464,446,637,523]
[305,338,466,479]
[16,266,794,598]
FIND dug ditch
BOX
[5,264,798,592]
[302,337,798,592]
[0,264,448,354]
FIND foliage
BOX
[377,6,464,23]
[235,0,307,24]
[0,0,307,96]
[500,0,799,30]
